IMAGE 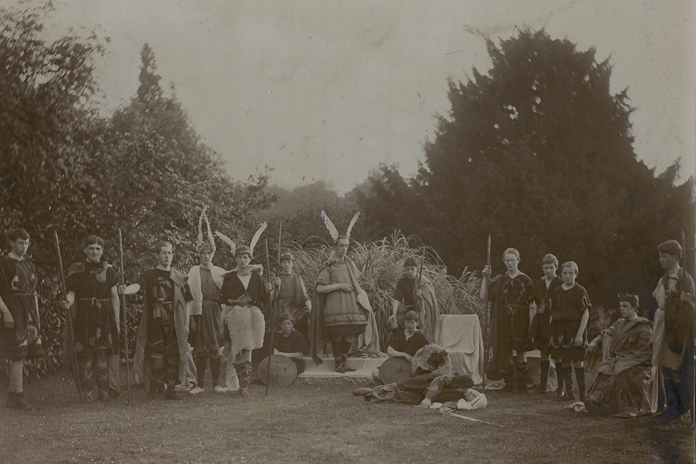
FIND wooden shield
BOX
[258,355,298,387]
[379,357,412,384]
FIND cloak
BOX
[133,268,196,391]
[416,276,440,343]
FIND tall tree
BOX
[359,29,694,307]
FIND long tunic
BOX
[530,276,563,352]
[585,317,653,416]
[189,267,222,352]
[316,259,367,337]
[0,255,41,360]
[66,261,119,354]
[487,272,534,375]
[549,284,591,361]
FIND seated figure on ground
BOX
[273,312,307,374]
[585,294,653,417]
[372,310,429,383]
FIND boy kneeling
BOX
[273,313,307,374]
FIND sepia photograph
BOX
[0,0,694,462]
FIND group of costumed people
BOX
[0,215,693,421]
[479,242,694,420]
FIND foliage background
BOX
[1,5,692,375]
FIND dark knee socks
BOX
[196,355,207,388]
[210,357,220,388]
[539,360,550,390]
[575,366,586,400]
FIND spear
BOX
[483,235,491,390]
[118,229,131,405]
[53,231,83,402]
[683,230,695,425]
[264,223,282,395]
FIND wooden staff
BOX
[263,231,280,395]
[53,231,83,402]
[118,229,131,405]
[414,245,426,326]
[482,235,491,390]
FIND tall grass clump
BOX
[286,231,485,350]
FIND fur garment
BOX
[411,344,452,376]
[221,304,265,359]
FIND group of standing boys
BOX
[480,241,694,421]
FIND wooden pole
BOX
[54,231,83,402]
[118,229,131,405]
[482,235,491,390]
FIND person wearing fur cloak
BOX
[120,241,196,400]
[215,222,273,398]
[310,211,383,373]
[392,256,439,343]
[187,210,229,394]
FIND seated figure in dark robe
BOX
[585,294,653,417]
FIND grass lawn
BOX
[0,372,693,464]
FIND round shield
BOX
[379,357,412,384]
[257,355,298,387]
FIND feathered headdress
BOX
[320,210,361,242]
[215,222,267,258]
[196,207,216,253]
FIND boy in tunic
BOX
[392,257,440,342]
[273,312,307,374]
[313,235,368,373]
[652,240,695,420]
[62,235,120,401]
[276,252,311,341]
[0,229,43,410]
[531,253,564,394]
[188,210,228,394]
[392,257,420,329]
[548,261,591,402]
[481,248,535,392]
[585,294,653,417]
[121,241,194,399]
